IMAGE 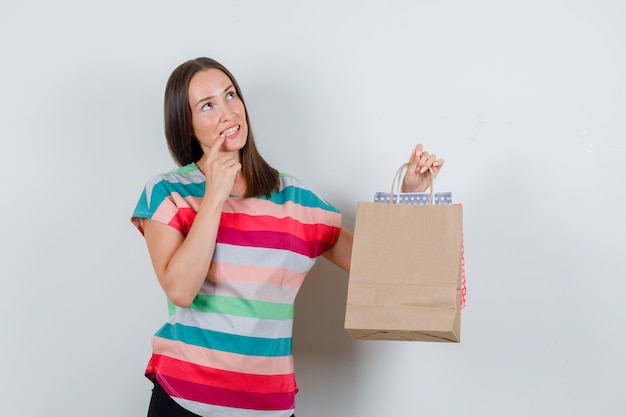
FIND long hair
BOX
[164,57,279,198]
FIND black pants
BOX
[147,381,200,417]
[147,381,294,417]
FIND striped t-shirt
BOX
[131,162,342,417]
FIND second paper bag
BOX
[345,171,463,342]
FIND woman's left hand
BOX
[402,144,445,192]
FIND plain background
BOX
[2,0,625,416]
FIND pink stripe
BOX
[151,192,195,220]
[151,199,177,224]
[209,262,306,288]
[152,336,295,375]
[158,374,296,411]
[223,198,341,227]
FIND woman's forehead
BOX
[188,69,233,101]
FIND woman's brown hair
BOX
[164,57,279,198]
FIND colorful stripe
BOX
[171,309,294,339]
[217,227,333,258]
[152,337,295,375]
[197,279,300,305]
[274,185,337,211]
[158,374,295,411]
[206,258,311,288]
[189,294,294,320]
[155,323,292,357]
[205,262,307,289]
[220,212,339,243]
[222,198,341,228]
[151,355,295,393]
[211,244,317,273]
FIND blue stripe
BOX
[132,188,150,218]
[259,185,340,213]
[134,178,205,217]
[155,322,293,357]
[156,179,205,201]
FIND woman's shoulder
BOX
[134,163,204,214]
[137,163,205,204]
[278,171,301,185]
[275,172,339,212]
[157,162,201,179]
[145,163,203,186]
[277,172,311,192]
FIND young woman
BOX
[132,57,444,417]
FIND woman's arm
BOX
[322,227,354,272]
[143,136,241,307]
[142,194,224,308]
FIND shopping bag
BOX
[374,167,467,310]
[345,163,464,342]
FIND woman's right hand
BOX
[200,135,241,202]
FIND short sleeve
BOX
[130,175,197,236]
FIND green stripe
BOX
[167,299,176,316]
[190,294,294,320]
[166,163,199,175]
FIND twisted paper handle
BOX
[389,162,434,205]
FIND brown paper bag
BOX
[345,164,463,342]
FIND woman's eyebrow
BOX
[194,85,235,107]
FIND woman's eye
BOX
[201,103,212,111]
[226,91,235,100]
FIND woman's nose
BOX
[218,104,234,121]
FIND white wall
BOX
[2,0,625,416]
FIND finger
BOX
[207,135,226,160]
[413,144,424,160]
[408,144,424,171]
[431,158,444,177]
[417,151,430,171]
[419,153,437,174]
[224,158,239,169]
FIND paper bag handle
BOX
[389,162,435,205]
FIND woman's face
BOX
[188,68,248,157]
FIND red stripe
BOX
[158,374,296,411]
[220,212,338,243]
[148,354,296,394]
[217,227,332,257]
[168,207,196,235]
